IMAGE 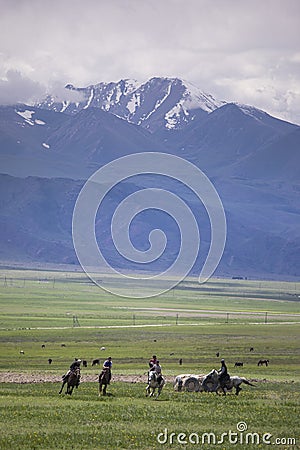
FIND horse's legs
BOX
[149,386,155,397]
[235,385,242,395]
[103,383,107,396]
[59,379,66,394]
[219,385,227,395]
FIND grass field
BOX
[0,269,299,449]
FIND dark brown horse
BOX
[258,359,269,366]
[98,368,111,396]
[59,368,80,395]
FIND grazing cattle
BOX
[41,344,46,348]
[48,358,52,364]
[20,350,25,355]
[216,352,220,357]
[179,358,183,365]
[258,359,269,366]
[61,344,66,347]
[100,347,106,351]
[92,358,100,366]
[234,362,244,367]
[82,360,87,367]
[250,347,254,352]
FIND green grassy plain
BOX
[1,381,299,450]
[0,269,299,449]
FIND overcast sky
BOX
[0,0,299,124]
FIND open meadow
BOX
[0,269,299,449]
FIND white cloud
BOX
[0,0,299,123]
[0,70,45,105]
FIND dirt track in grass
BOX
[0,372,172,384]
[0,372,269,385]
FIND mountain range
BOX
[0,77,299,280]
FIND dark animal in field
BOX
[250,347,254,352]
[146,371,165,399]
[234,362,244,367]
[92,358,100,366]
[20,350,24,354]
[98,368,111,396]
[82,360,87,367]
[202,369,255,395]
[258,359,269,366]
[61,344,66,347]
[48,358,52,364]
[179,358,183,365]
[216,352,220,357]
[59,368,80,395]
[41,344,45,348]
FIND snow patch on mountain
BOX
[60,101,69,113]
[182,80,224,112]
[127,92,141,114]
[16,110,35,120]
[83,88,94,109]
[165,101,188,129]
[235,102,269,121]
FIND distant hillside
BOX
[0,77,299,280]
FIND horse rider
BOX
[151,360,163,384]
[102,356,112,384]
[149,355,157,370]
[62,358,82,386]
[218,358,230,389]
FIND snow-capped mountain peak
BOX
[37,77,225,133]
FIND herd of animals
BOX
[18,345,271,399]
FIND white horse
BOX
[146,371,165,399]
[202,369,255,395]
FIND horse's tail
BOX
[242,378,255,387]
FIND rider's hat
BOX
[221,358,225,362]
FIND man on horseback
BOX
[218,358,230,390]
[62,358,81,387]
[101,356,112,384]
[146,360,165,398]
[150,360,163,384]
